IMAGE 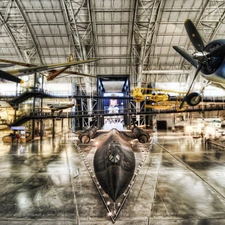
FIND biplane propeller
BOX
[173,19,225,109]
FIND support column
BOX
[61,118,64,132]
[153,115,157,132]
[84,64,92,127]
[52,119,55,138]
[71,83,77,132]
[136,46,144,126]
[40,119,43,140]
[31,119,35,139]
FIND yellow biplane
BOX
[132,87,187,110]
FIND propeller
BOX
[182,19,225,59]
[172,46,198,68]
[173,18,225,109]
[184,19,204,52]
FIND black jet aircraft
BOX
[78,125,150,202]
[173,19,225,109]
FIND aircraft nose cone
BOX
[94,140,135,202]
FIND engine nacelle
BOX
[78,126,97,144]
[132,126,150,143]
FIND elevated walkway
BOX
[9,116,31,127]
[8,90,53,106]
[7,103,225,127]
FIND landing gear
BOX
[186,92,202,106]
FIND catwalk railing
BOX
[5,103,225,127]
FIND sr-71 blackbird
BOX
[78,125,150,202]
[78,125,151,222]
[0,57,98,83]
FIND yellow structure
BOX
[132,87,186,110]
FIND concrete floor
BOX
[0,131,225,224]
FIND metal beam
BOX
[14,0,43,64]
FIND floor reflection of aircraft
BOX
[173,19,225,109]
[0,56,98,83]
[132,86,186,110]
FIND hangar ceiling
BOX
[0,0,225,93]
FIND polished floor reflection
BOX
[0,131,225,224]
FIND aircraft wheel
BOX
[186,92,202,106]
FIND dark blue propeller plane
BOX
[173,19,225,109]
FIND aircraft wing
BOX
[0,58,99,83]
[92,129,136,139]
[0,70,23,83]
[63,71,97,78]
[47,103,74,110]
[79,126,150,144]
[0,58,36,67]
[0,63,16,68]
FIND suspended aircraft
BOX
[0,63,15,68]
[173,19,225,109]
[42,54,97,80]
[37,102,75,116]
[132,86,187,110]
[0,56,98,83]
[48,103,74,115]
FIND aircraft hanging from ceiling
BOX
[41,54,97,81]
[36,102,75,116]
[0,56,98,83]
[45,69,97,81]
[173,19,225,109]
[0,63,15,68]
[47,103,75,116]
[132,86,187,110]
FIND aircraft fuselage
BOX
[200,39,225,88]
[93,129,136,202]
[78,126,150,202]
